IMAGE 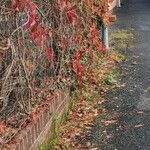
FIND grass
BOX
[102,69,119,85]
[39,117,58,150]
[110,30,134,50]
[38,94,78,150]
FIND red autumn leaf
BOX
[10,139,17,145]
[89,25,99,42]
[31,30,39,40]
[11,0,18,10]
[74,35,83,44]
[31,24,49,45]
[33,34,47,46]
[57,0,77,23]
[66,9,77,23]
[27,2,37,11]
[92,53,98,62]
[30,112,37,123]
[34,36,44,46]
[24,18,36,30]
[21,120,28,128]
[57,0,67,10]
[99,44,106,52]
[45,48,54,66]
[11,0,29,12]
[24,12,39,30]
[73,50,84,88]
[41,103,49,109]
[0,123,6,133]
[36,24,49,39]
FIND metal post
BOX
[117,0,121,7]
[102,24,109,50]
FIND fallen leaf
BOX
[131,61,138,65]
[0,123,6,133]
[86,142,91,147]
[134,124,144,128]
[97,99,106,105]
[89,148,98,150]
[102,120,117,126]
[106,134,113,139]
[137,111,144,114]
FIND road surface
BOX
[89,0,150,149]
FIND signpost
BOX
[102,24,109,50]
[117,0,121,7]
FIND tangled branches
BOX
[0,0,110,143]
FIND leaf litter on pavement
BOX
[54,51,125,150]
[55,99,104,150]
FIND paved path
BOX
[89,0,150,149]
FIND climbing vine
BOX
[0,0,112,146]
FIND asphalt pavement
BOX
[89,0,150,149]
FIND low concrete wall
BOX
[4,90,70,150]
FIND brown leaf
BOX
[134,124,144,128]
[89,148,98,150]
[102,120,117,126]
[137,111,144,114]
[0,123,6,133]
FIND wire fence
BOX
[0,0,108,145]
[0,0,75,123]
